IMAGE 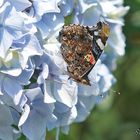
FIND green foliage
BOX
[64,13,74,25]
[18,134,26,140]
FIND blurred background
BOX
[47,0,140,140]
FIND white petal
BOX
[0,29,13,58]
[44,82,56,103]
[18,104,30,126]
[54,78,78,107]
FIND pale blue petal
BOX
[98,64,116,93]
[15,34,43,69]
[34,0,60,16]
[25,88,56,122]
[53,78,78,107]
[0,50,22,76]
[99,1,129,25]
[0,74,4,95]
[5,8,25,40]
[77,0,97,14]
[0,0,4,7]
[59,0,74,16]
[78,5,101,25]
[108,25,126,56]
[0,104,13,125]
[0,92,16,109]
[75,95,96,122]
[44,44,67,75]
[18,104,30,126]
[0,126,13,140]
[14,60,34,85]
[5,7,24,30]
[54,104,77,126]
[78,68,99,96]
[78,83,99,96]
[36,13,64,38]
[44,82,56,103]
[3,77,23,105]
[22,87,56,140]
[21,34,43,56]
[0,2,11,24]
[18,95,28,110]
[22,109,47,140]
[54,102,70,114]
[37,64,49,84]
[25,87,42,101]
[0,28,13,58]
[10,104,22,124]
[0,104,14,140]
[8,0,32,11]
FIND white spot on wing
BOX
[96,39,105,50]
[94,31,98,36]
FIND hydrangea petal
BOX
[14,60,34,85]
[44,82,56,103]
[77,0,97,14]
[0,126,14,140]
[53,77,78,107]
[5,7,25,40]
[75,95,96,122]
[0,74,4,95]
[54,104,77,126]
[78,67,99,96]
[34,0,60,16]
[18,34,43,69]
[18,104,30,126]
[0,50,22,76]
[0,103,14,140]
[59,0,74,16]
[8,0,32,11]
[73,1,101,25]
[5,7,24,30]
[0,103,13,125]
[108,25,126,55]
[22,87,56,140]
[24,88,56,123]
[22,109,47,140]
[44,44,67,75]
[99,1,129,25]
[36,13,64,38]
[0,2,10,23]
[98,64,116,93]
[3,77,23,105]
[37,64,49,84]
[0,28,13,58]
[0,0,4,7]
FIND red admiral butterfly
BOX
[58,22,110,85]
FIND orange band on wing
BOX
[90,53,96,65]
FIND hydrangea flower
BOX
[33,36,115,134]
[0,0,129,140]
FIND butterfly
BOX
[58,21,110,85]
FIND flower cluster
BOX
[0,0,129,140]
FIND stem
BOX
[56,127,60,140]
